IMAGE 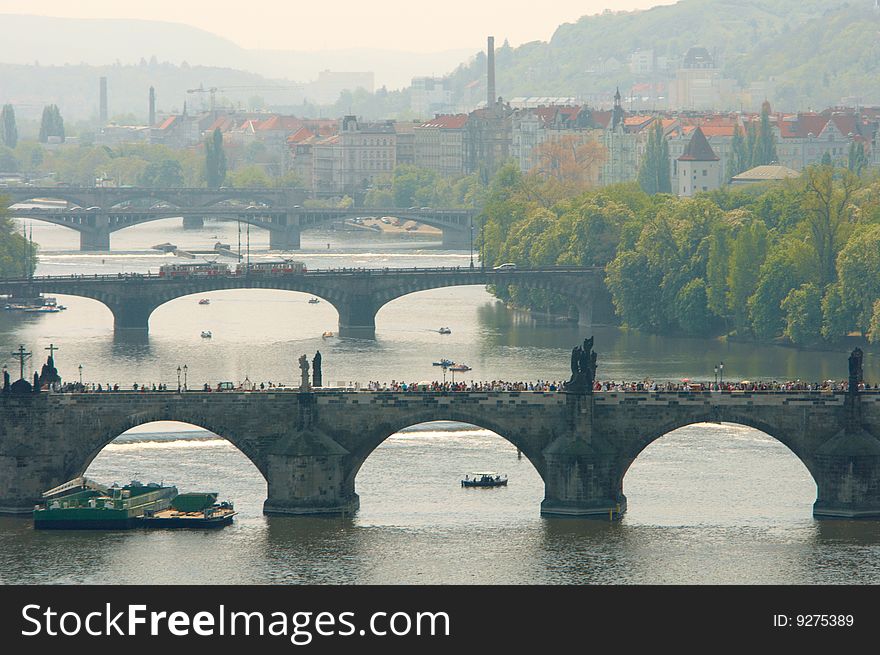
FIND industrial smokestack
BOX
[487,36,495,109]
[149,86,156,126]
[99,77,108,124]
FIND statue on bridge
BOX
[2,368,9,392]
[299,354,310,391]
[564,337,598,394]
[38,355,61,389]
[849,348,864,393]
[313,351,322,388]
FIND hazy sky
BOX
[0,0,677,51]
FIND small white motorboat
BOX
[200,331,212,338]
[308,298,320,304]
[438,327,451,334]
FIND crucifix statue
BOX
[11,345,31,381]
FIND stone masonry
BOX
[3,388,880,519]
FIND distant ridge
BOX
[0,14,473,90]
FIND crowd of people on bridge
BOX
[31,378,880,394]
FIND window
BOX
[702,169,707,176]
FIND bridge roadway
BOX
[3,186,475,250]
[2,387,879,519]
[0,267,606,337]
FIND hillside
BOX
[446,0,876,110]
[0,14,471,91]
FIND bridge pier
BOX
[263,395,360,515]
[812,391,880,518]
[182,216,204,229]
[575,298,593,330]
[269,226,301,251]
[336,297,378,339]
[107,298,157,331]
[540,394,626,518]
[80,228,110,252]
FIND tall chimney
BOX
[99,76,108,124]
[148,86,156,126]
[487,36,495,109]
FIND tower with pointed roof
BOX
[677,126,721,196]
[611,87,625,131]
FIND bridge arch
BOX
[345,412,547,493]
[621,419,818,519]
[622,414,818,479]
[75,415,269,485]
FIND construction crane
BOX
[186,84,302,113]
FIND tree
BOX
[867,300,880,344]
[38,105,64,143]
[754,101,778,166]
[0,205,37,277]
[802,165,858,287]
[820,151,832,166]
[781,283,823,345]
[848,141,868,176]
[530,135,606,192]
[726,220,768,335]
[748,237,815,340]
[727,123,749,177]
[637,120,670,195]
[204,128,226,188]
[835,223,880,334]
[139,159,184,188]
[1,105,17,149]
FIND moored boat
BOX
[449,363,471,372]
[198,298,210,305]
[433,358,454,367]
[201,330,212,338]
[461,472,508,488]
[140,492,236,529]
[33,478,178,529]
[308,297,320,304]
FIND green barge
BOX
[33,478,236,529]
[34,478,178,529]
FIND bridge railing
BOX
[0,266,605,285]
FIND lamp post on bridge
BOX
[720,361,724,387]
[714,364,718,387]
[183,364,188,391]
[79,364,83,386]
[469,216,474,269]
[177,366,181,393]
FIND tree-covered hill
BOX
[447,0,875,110]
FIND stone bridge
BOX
[0,267,606,337]
[2,388,880,520]
[3,187,475,250]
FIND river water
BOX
[2,217,879,585]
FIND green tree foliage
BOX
[801,165,858,287]
[0,202,37,277]
[204,128,226,188]
[748,237,815,340]
[38,105,64,143]
[637,121,670,195]
[726,219,767,336]
[848,142,868,176]
[821,283,850,342]
[754,103,778,166]
[836,223,880,334]
[138,159,184,188]
[727,124,749,177]
[867,300,880,344]
[1,105,17,149]
[780,283,823,345]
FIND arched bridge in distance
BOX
[2,380,880,520]
[0,267,608,337]
[1,186,476,251]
